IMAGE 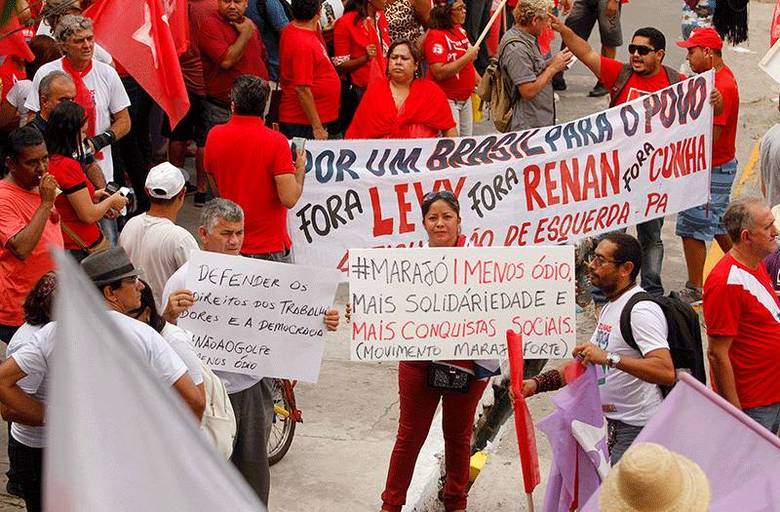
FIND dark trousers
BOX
[8,436,42,512]
[115,76,154,215]
[381,362,488,512]
[229,379,275,506]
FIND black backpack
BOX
[619,292,707,396]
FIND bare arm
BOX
[443,127,458,137]
[274,147,306,208]
[66,188,126,224]
[295,86,328,140]
[85,161,107,190]
[109,108,131,141]
[5,174,58,260]
[412,0,431,26]
[429,47,479,82]
[172,373,206,421]
[549,14,601,79]
[517,50,572,100]
[220,18,255,69]
[573,343,676,386]
[707,334,741,408]
[0,358,44,426]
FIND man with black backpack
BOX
[521,233,678,465]
[550,17,683,301]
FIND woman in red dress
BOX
[346,40,457,139]
[44,102,127,261]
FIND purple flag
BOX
[582,373,780,510]
[537,365,608,512]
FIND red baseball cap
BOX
[676,27,723,50]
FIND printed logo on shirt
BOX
[626,87,651,102]
[594,323,611,351]
[432,43,444,55]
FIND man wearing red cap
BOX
[674,27,740,304]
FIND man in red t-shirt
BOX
[197,0,268,132]
[674,28,740,304]
[552,19,680,300]
[278,0,341,140]
[0,127,63,343]
[703,198,780,435]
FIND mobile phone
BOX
[291,137,307,160]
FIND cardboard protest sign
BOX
[350,246,575,361]
[289,72,714,270]
[760,38,780,84]
[179,250,341,382]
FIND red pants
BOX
[381,362,488,512]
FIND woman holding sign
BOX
[345,40,458,139]
[379,191,499,512]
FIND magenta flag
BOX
[537,365,608,512]
[582,373,780,510]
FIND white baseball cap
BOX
[145,162,188,199]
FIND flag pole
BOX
[526,492,535,512]
[474,0,509,48]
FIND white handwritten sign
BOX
[179,250,342,382]
[350,246,575,361]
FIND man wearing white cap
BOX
[119,162,199,309]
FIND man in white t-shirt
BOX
[36,0,114,65]
[522,232,675,464]
[119,162,199,309]
[24,15,130,184]
[161,198,340,505]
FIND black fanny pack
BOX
[427,363,472,393]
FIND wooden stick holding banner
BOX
[506,330,540,511]
[474,0,508,47]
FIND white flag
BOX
[45,251,264,511]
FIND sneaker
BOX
[588,82,609,97]
[194,192,207,207]
[675,283,703,305]
[552,73,567,91]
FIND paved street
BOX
[0,1,776,510]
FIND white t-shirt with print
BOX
[10,311,187,447]
[35,24,113,65]
[119,214,199,309]
[25,58,130,181]
[590,286,669,427]
[7,323,46,448]
[161,322,203,386]
[164,261,263,395]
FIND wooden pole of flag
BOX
[474,0,509,48]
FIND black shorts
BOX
[162,91,208,147]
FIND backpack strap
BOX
[618,291,654,352]
[608,63,634,107]
[497,36,528,107]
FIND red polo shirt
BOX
[712,65,739,166]
[599,56,683,105]
[279,24,341,125]
[196,11,268,104]
[424,26,477,101]
[204,115,295,254]
[333,11,390,88]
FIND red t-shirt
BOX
[599,56,683,106]
[712,65,739,166]
[0,180,64,326]
[48,155,101,250]
[0,58,25,102]
[424,26,476,101]
[196,12,268,104]
[333,12,390,88]
[703,253,780,409]
[204,115,295,254]
[279,24,341,125]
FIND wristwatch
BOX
[606,352,622,369]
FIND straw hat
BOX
[599,443,710,512]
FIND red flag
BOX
[161,0,189,55]
[506,330,541,495]
[0,15,34,62]
[85,0,190,128]
[772,0,780,48]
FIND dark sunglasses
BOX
[422,190,458,205]
[628,44,657,56]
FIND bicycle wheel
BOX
[267,379,296,466]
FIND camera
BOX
[105,181,137,216]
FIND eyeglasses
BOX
[588,254,624,268]
[628,44,657,56]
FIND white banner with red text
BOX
[350,246,575,361]
[289,71,714,271]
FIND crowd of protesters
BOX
[0,0,778,511]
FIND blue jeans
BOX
[607,419,644,465]
[744,403,780,435]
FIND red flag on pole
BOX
[161,0,189,55]
[772,0,780,47]
[506,330,541,501]
[85,0,190,128]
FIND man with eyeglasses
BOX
[521,232,674,464]
[550,18,683,301]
